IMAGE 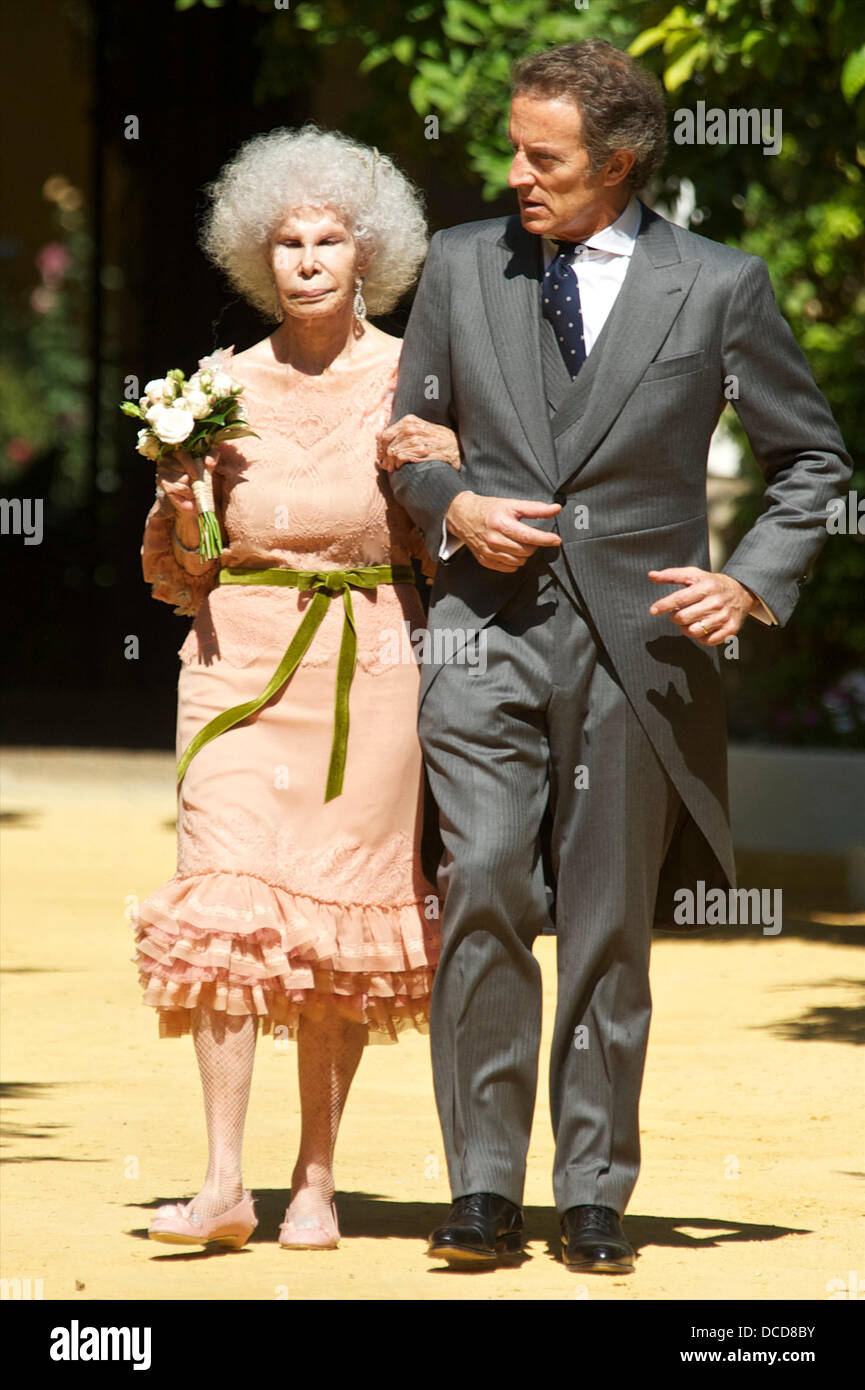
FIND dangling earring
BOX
[353,276,367,321]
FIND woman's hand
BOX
[376,415,461,472]
[156,449,217,554]
[156,448,212,515]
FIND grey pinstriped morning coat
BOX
[387,201,852,928]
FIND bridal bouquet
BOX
[120,348,257,560]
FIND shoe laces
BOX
[573,1205,620,1232]
[457,1192,501,1218]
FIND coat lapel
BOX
[477,219,559,489]
[550,205,701,486]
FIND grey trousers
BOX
[418,565,682,1214]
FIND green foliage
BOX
[0,217,91,507]
[841,43,865,101]
[292,0,639,196]
[630,0,865,744]
[175,0,639,197]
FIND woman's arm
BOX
[141,450,222,616]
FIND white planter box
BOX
[728,744,865,908]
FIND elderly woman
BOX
[137,125,459,1251]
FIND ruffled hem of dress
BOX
[143,983,432,1044]
[134,869,440,1044]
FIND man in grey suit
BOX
[379,40,851,1272]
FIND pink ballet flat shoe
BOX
[278,1202,340,1250]
[148,1190,257,1248]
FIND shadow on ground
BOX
[125,1192,807,1270]
[756,977,865,1046]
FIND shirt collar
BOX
[542,195,642,260]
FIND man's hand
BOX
[648,567,760,645]
[376,415,461,471]
[446,492,562,572]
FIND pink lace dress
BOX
[134,338,441,1042]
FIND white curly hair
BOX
[199,124,429,319]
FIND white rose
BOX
[143,378,167,402]
[184,386,211,419]
[145,403,163,426]
[136,428,161,460]
[161,378,180,402]
[211,371,233,397]
[152,407,195,446]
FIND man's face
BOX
[507,91,624,240]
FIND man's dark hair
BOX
[511,40,667,190]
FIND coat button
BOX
[553,491,567,505]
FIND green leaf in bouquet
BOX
[119,402,145,418]
[213,425,259,442]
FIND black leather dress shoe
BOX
[560,1204,635,1274]
[427,1192,524,1265]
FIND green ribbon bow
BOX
[176,563,415,801]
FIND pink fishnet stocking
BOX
[187,1006,258,1221]
[287,1012,367,1231]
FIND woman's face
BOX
[269,205,368,323]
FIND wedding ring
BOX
[698,621,710,636]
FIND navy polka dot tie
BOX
[542,239,586,378]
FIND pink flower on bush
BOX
[6,438,35,465]
[36,242,72,287]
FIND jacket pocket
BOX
[639,348,706,383]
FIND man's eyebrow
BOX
[506,136,563,156]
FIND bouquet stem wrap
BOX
[190,472,222,561]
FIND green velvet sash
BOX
[176,563,416,802]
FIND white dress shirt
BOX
[435,195,775,624]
